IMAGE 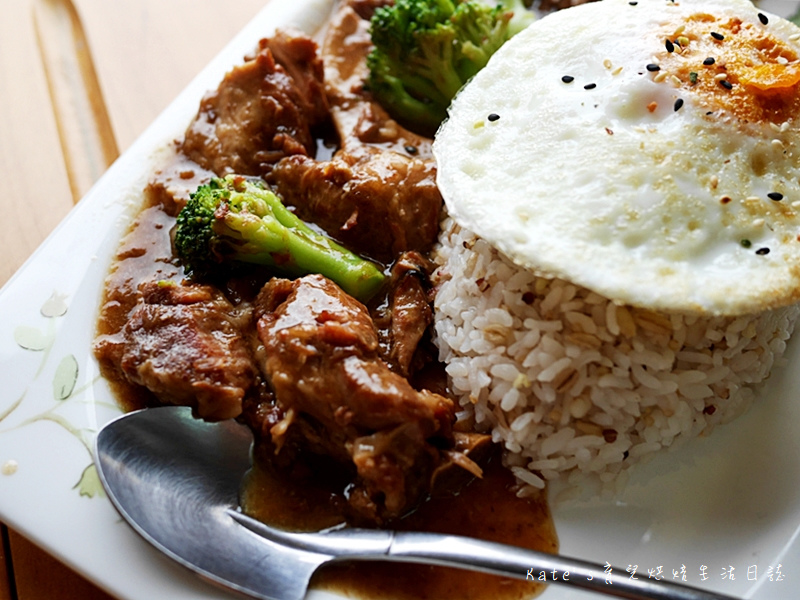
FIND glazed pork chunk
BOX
[182,29,329,177]
[254,274,460,522]
[265,1,443,262]
[94,281,256,421]
[269,151,441,262]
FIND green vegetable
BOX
[499,0,536,37]
[366,0,533,134]
[174,176,386,301]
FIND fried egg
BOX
[434,0,800,316]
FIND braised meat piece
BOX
[270,150,441,262]
[254,274,461,523]
[264,3,443,262]
[373,251,434,376]
[182,29,329,177]
[262,30,330,121]
[93,281,256,421]
[321,1,433,158]
[145,149,215,218]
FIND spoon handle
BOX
[232,511,740,600]
[387,532,739,600]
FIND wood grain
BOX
[0,0,266,289]
[8,532,112,600]
[73,0,268,152]
[0,0,272,598]
[33,0,120,202]
[0,0,74,287]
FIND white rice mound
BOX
[432,217,800,498]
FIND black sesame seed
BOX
[758,12,769,25]
[741,239,752,248]
[666,39,675,52]
[719,79,733,90]
[674,98,684,111]
[561,75,575,83]
[487,113,500,122]
[768,192,784,201]
[404,145,418,155]
[711,31,725,40]
[756,247,771,255]
[646,63,660,72]
[629,1,638,4]
[584,83,597,90]
[703,57,716,65]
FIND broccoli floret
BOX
[499,0,536,37]
[366,0,533,134]
[174,176,386,301]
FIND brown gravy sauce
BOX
[241,452,556,600]
[96,152,558,600]
[94,153,193,409]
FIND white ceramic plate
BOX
[0,1,798,599]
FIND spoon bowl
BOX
[94,406,324,600]
[94,406,740,600]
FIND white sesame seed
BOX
[772,139,785,149]
[654,71,668,83]
[791,33,800,41]
[777,56,789,65]
[714,73,728,80]
[669,74,682,87]
[604,58,613,69]
[612,66,624,76]
[752,218,765,227]
[781,121,791,132]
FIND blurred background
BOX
[0,1,268,598]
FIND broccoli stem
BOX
[218,189,386,301]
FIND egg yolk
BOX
[738,63,800,91]
[657,13,800,124]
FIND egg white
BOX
[434,0,800,316]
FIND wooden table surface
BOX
[0,1,270,597]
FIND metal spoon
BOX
[94,406,739,600]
